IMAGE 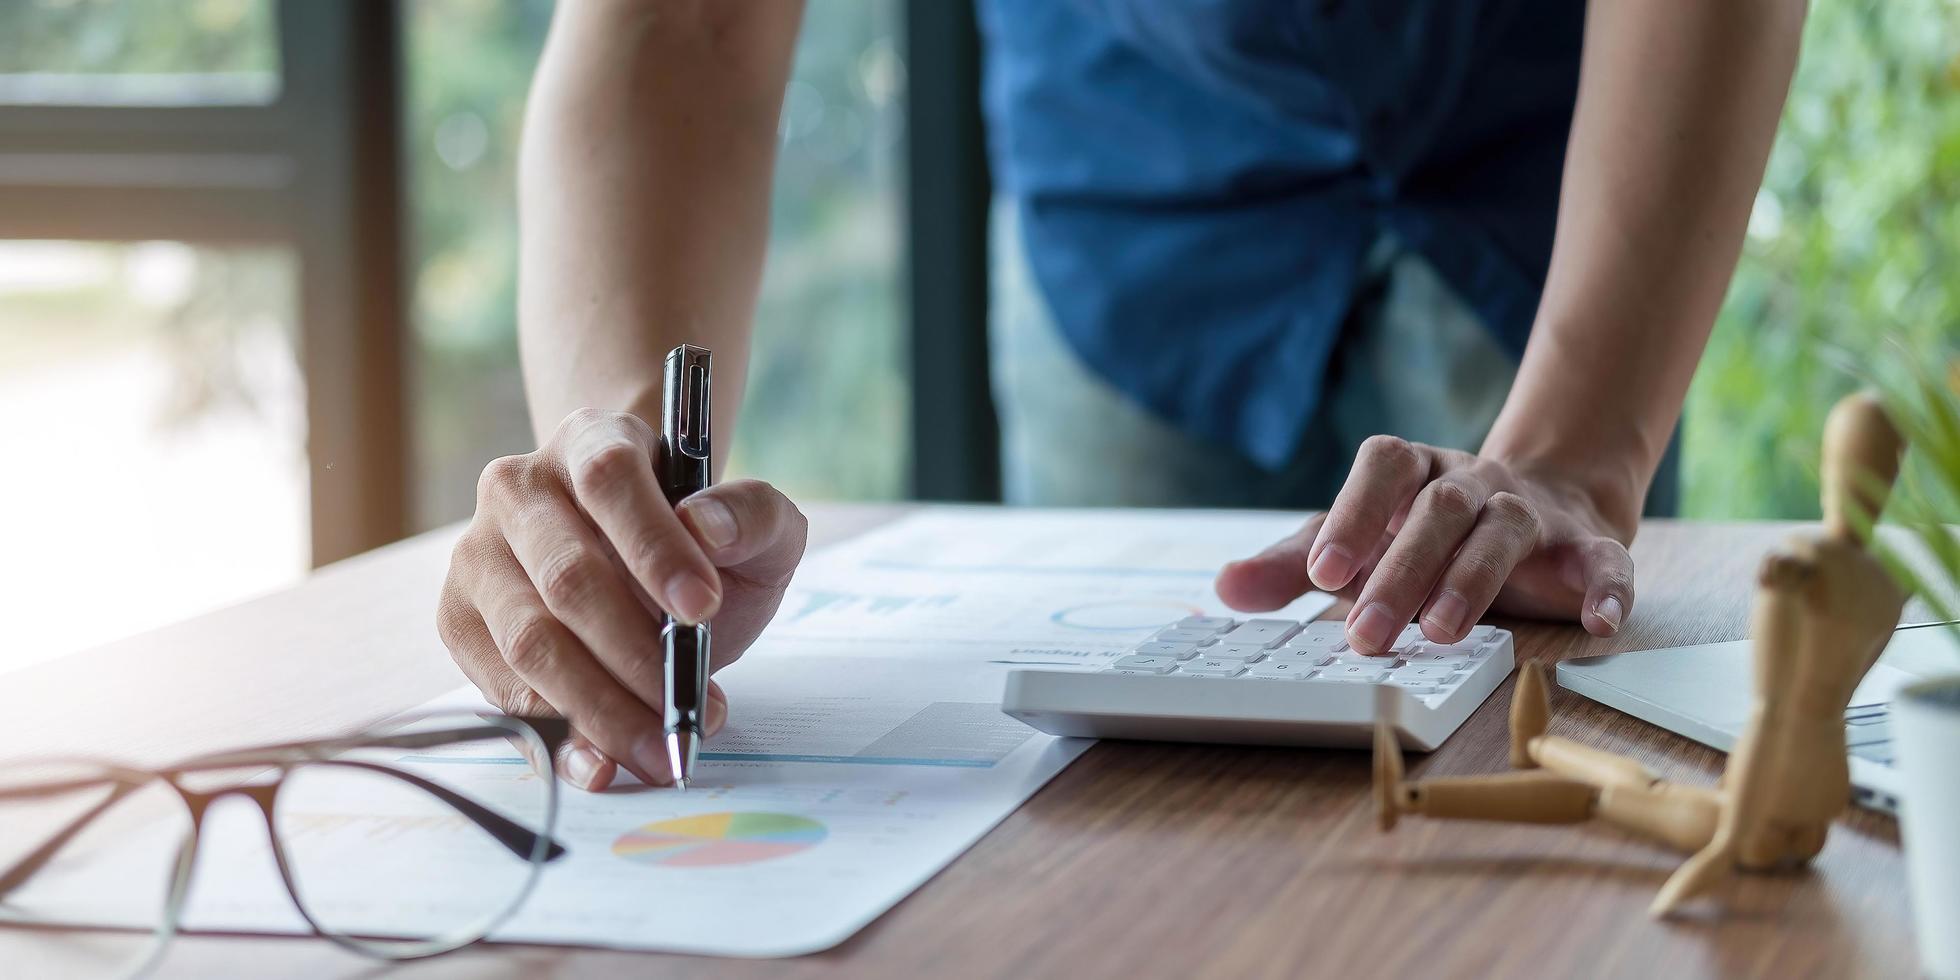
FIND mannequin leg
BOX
[1596,782,1721,852]
[1509,662,1551,769]
[1377,721,1598,830]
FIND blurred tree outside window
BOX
[0,242,305,672]
[405,0,907,528]
[0,0,277,105]
[0,0,300,673]
[1685,0,1960,518]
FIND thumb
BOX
[1570,537,1636,636]
[1215,514,1325,612]
[705,681,730,736]
[675,478,808,580]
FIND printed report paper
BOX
[5,508,1331,956]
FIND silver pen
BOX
[658,344,713,789]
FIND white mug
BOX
[1896,675,1960,980]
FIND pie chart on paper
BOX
[612,812,828,868]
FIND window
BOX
[738,0,908,501]
[0,0,279,106]
[0,2,397,668]
[405,0,908,529]
[0,241,303,671]
[1682,0,1958,517]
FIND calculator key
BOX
[1181,662,1246,677]
[1384,673,1438,690]
[1189,656,1255,669]
[1402,650,1470,666]
[1315,664,1388,682]
[1414,638,1481,657]
[1246,660,1313,679]
[1210,643,1272,661]
[1466,625,1498,642]
[1152,631,1215,646]
[1206,654,1266,666]
[1153,628,1218,646]
[1266,649,1333,666]
[1330,650,1401,668]
[1101,668,1173,676]
[1284,622,1349,650]
[1115,655,1181,672]
[1176,616,1236,634]
[1221,619,1301,648]
[1384,683,1438,696]
[1131,642,1199,660]
[1311,669,1387,684]
[1393,665,1459,683]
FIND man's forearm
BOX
[517,0,804,445]
[1483,0,1806,530]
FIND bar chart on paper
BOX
[783,590,1206,634]
[762,509,1334,664]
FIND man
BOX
[437,1,1805,790]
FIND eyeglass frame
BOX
[0,712,573,970]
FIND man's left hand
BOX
[1214,436,1639,655]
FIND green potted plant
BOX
[1869,362,1960,980]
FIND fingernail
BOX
[1309,545,1355,590]
[664,571,721,625]
[1424,590,1470,639]
[1349,602,1398,655]
[632,731,675,786]
[1594,595,1624,632]
[560,745,603,789]
[680,497,738,550]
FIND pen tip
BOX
[665,728,699,790]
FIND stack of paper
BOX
[6,508,1330,956]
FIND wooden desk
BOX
[0,507,1919,978]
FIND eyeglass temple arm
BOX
[0,780,140,903]
[319,759,568,863]
[0,718,572,900]
[180,718,574,769]
[0,759,565,905]
[181,723,572,861]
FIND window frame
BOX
[0,0,408,565]
[0,0,1003,570]
[903,0,998,502]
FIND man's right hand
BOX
[437,408,807,791]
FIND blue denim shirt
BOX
[976,0,1585,468]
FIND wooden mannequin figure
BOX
[1372,392,1909,916]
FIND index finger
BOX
[560,417,724,625]
[1310,436,1437,592]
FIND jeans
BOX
[989,198,1519,510]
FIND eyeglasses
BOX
[0,712,571,978]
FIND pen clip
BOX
[664,345,712,461]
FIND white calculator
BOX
[1001,617,1515,751]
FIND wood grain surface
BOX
[0,508,1924,979]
